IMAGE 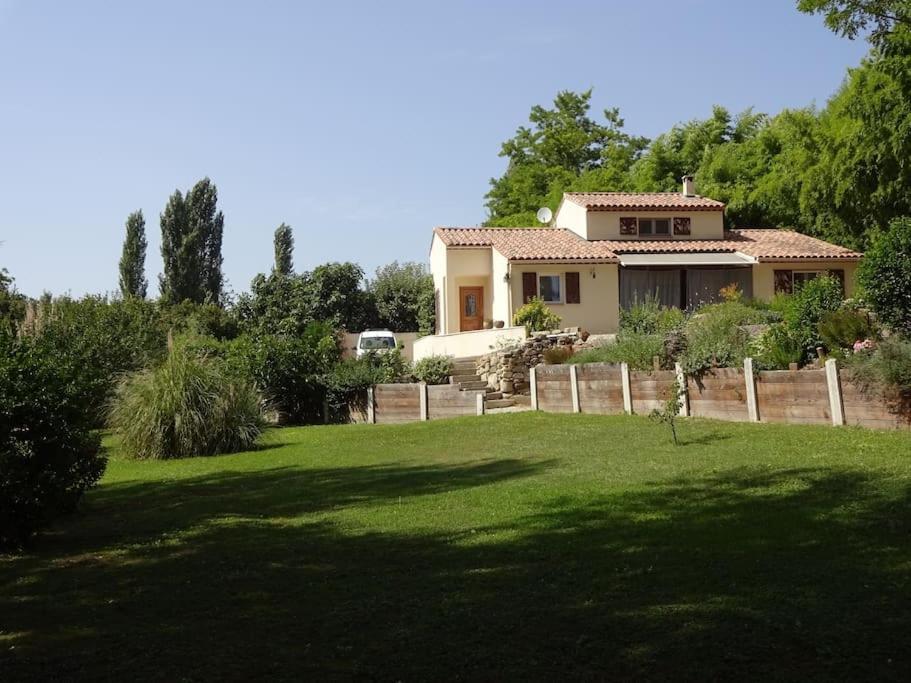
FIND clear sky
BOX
[0,0,868,298]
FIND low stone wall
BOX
[477,331,583,394]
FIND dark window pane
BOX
[655,219,670,235]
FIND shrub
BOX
[857,217,911,333]
[620,295,685,335]
[679,303,756,374]
[323,350,411,421]
[109,340,265,459]
[412,355,453,384]
[513,297,561,333]
[543,346,573,364]
[223,323,340,424]
[568,332,666,370]
[778,275,844,358]
[752,324,805,370]
[843,335,911,404]
[818,308,877,353]
[1,332,106,550]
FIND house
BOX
[428,177,862,338]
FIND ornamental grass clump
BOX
[109,341,265,459]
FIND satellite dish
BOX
[536,207,553,224]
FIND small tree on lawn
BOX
[650,377,684,446]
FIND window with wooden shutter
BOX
[522,272,537,303]
[565,272,580,304]
[673,217,691,235]
[774,270,793,294]
[619,217,637,235]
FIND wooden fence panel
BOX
[427,386,483,420]
[687,368,749,422]
[576,363,624,414]
[755,370,830,425]
[841,381,911,431]
[629,370,676,414]
[374,384,421,424]
[536,365,574,413]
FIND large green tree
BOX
[159,178,225,305]
[118,210,148,299]
[369,261,435,334]
[485,90,648,226]
[273,223,294,276]
[797,0,911,47]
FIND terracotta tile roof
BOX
[596,238,739,254]
[433,227,861,263]
[433,227,618,262]
[564,192,725,211]
[730,229,863,260]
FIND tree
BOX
[857,217,911,332]
[0,268,26,329]
[305,262,377,332]
[118,210,148,298]
[485,90,648,226]
[370,261,435,333]
[797,0,911,47]
[159,178,225,305]
[273,223,294,276]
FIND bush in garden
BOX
[679,303,757,374]
[752,324,805,370]
[777,275,844,357]
[843,335,911,407]
[1,331,106,550]
[223,323,340,424]
[108,340,265,460]
[568,332,666,370]
[818,308,877,353]
[513,297,561,333]
[857,217,911,333]
[323,349,412,421]
[543,346,573,364]
[412,355,454,384]
[620,295,685,335]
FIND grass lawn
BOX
[2,413,911,680]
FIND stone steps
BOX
[449,374,480,384]
[457,380,488,391]
[485,398,517,409]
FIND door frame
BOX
[458,286,484,332]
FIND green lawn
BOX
[3,413,911,680]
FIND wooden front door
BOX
[459,286,484,331]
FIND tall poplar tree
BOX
[159,178,225,304]
[273,223,294,276]
[118,210,148,298]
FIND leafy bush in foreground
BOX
[513,297,561,333]
[857,217,911,334]
[109,341,265,459]
[1,332,106,550]
[412,355,453,384]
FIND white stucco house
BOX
[414,178,862,359]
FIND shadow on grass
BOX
[2,462,910,680]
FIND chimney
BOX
[682,175,695,197]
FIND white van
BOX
[356,329,398,358]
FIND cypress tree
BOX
[118,210,148,299]
[273,223,294,276]
[158,178,224,305]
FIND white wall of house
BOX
[437,246,493,334]
[491,249,511,325]
[587,210,724,241]
[508,262,620,334]
[554,199,589,238]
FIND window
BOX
[793,271,821,288]
[538,274,562,304]
[638,218,670,236]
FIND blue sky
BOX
[0,0,868,298]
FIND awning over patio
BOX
[618,252,755,267]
